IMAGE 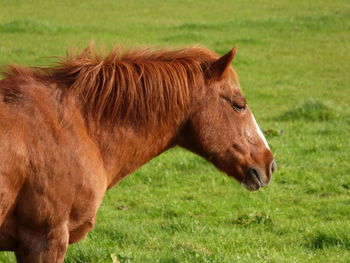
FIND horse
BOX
[0,44,275,262]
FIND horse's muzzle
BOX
[242,159,276,191]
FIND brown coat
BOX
[0,45,274,262]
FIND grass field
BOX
[0,0,350,262]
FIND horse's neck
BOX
[96,123,180,189]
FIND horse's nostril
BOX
[269,159,276,175]
[248,167,262,184]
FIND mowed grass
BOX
[0,0,349,262]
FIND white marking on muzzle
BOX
[251,113,270,150]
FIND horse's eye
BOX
[221,96,246,112]
[232,103,246,112]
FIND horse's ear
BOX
[208,47,237,79]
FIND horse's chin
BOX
[226,173,260,191]
[241,181,262,191]
[225,168,266,191]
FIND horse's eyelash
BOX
[220,96,246,106]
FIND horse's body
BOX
[0,45,275,262]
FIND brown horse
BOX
[0,45,275,262]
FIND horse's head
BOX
[179,48,275,191]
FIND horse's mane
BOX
[2,45,218,127]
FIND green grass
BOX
[0,0,349,262]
